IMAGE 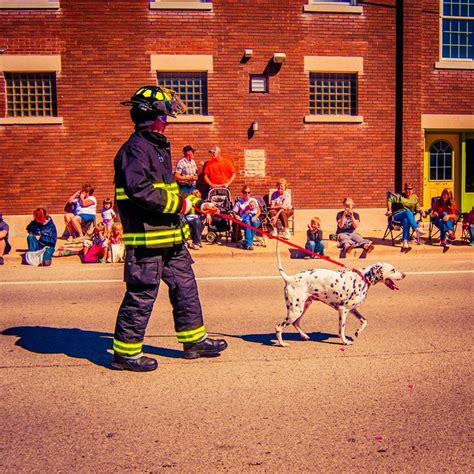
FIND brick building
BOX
[0,0,473,217]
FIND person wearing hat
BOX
[0,213,12,265]
[112,86,227,372]
[203,146,236,190]
[175,145,199,196]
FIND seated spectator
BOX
[101,197,116,235]
[185,189,204,250]
[26,208,58,266]
[305,216,324,257]
[107,222,125,263]
[83,222,107,263]
[0,212,12,265]
[175,145,200,196]
[64,184,97,240]
[462,206,474,246]
[336,197,374,257]
[429,188,457,249]
[203,146,236,192]
[269,178,293,240]
[386,182,425,249]
[232,185,260,250]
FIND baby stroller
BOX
[204,187,233,243]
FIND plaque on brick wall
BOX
[244,149,266,177]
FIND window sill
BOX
[435,60,474,70]
[0,1,59,8]
[0,117,63,125]
[150,1,212,10]
[168,115,214,123]
[303,4,362,14]
[304,115,363,123]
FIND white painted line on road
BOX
[0,270,473,286]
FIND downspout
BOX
[394,0,404,193]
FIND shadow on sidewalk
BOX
[2,326,182,368]
[213,331,339,346]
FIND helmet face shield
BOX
[121,86,187,118]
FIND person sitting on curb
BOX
[462,206,474,246]
[0,212,12,265]
[269,178,293,240]
[305,216,324,258]
[26,208,58,266]
[336,197,374,258]
[429,188,457,250]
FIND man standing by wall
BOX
[175,145,199,196]
[112,86,227,372]
[203,146,236,191]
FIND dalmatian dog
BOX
[275,241,406,347]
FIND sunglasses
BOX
[243,191,251,194]
[405,187,413,191]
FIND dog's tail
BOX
[276,239,292,283]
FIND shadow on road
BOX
[2,326,182,368]
[213,331,338,346]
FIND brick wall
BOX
[0,0,469,216]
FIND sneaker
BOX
[189,243,200,250]
[364,242,374,254]
[271,228,278,237]
[402,240,410,249]
[282,229,291,240]
[111,353,158,372]
[244,245,254,251]
[0,256,4,265]
[440,240,448,248]
[41,260,52,267]
[183,337,228,359]
[415,227,426,237]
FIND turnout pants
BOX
[113,244,205,357]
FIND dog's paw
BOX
[277,341,290,347]
[342,340,353,346]
[300,334,311,341]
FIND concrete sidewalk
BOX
[3,229,473,266]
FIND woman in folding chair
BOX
[429,188,457,249]
[386,182,425,249]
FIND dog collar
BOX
[352,268,371,287]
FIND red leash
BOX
[205,209,370,286]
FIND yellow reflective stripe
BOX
[187,194,200,206]
[113,339,143,356]
[115,182,180,203]
[163,191,180,214]
[123,224,190,246]
[176,325,206,343]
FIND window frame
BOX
[304,0,362,14]
[304,56,363,123]
[429,140,453,181]
[249,74,269,94]
[151,54,213,123]
[0,55,62,125]
[436,0,474,69]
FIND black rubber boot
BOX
[111,354,158,372]
[183,337,228,359]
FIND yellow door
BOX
[423,133,460,209]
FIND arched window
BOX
[429,140,453,180]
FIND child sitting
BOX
[101,198,116,235]
[83,222,107,263]
[305,216,324,257]
[185,189,203,250]
[107,222,125,263]
[462,206,474,246]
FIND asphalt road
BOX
[1,253,473,472]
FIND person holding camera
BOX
[336,197,374,257]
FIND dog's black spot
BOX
[330,284,334,288]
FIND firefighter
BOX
[111,85,228,372]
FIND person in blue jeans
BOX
[305,216,324,257]
[386,183,425,249]
[26,208,57,266]
[233,185,261,250]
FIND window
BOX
[309,73,357,116]
[429,140,453,180]
[0,0,59,8]
[158,72,208,115]
[5,72,57,117]
[441,0,474,60]
[249,75,269,93]
[150,0,212,10]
